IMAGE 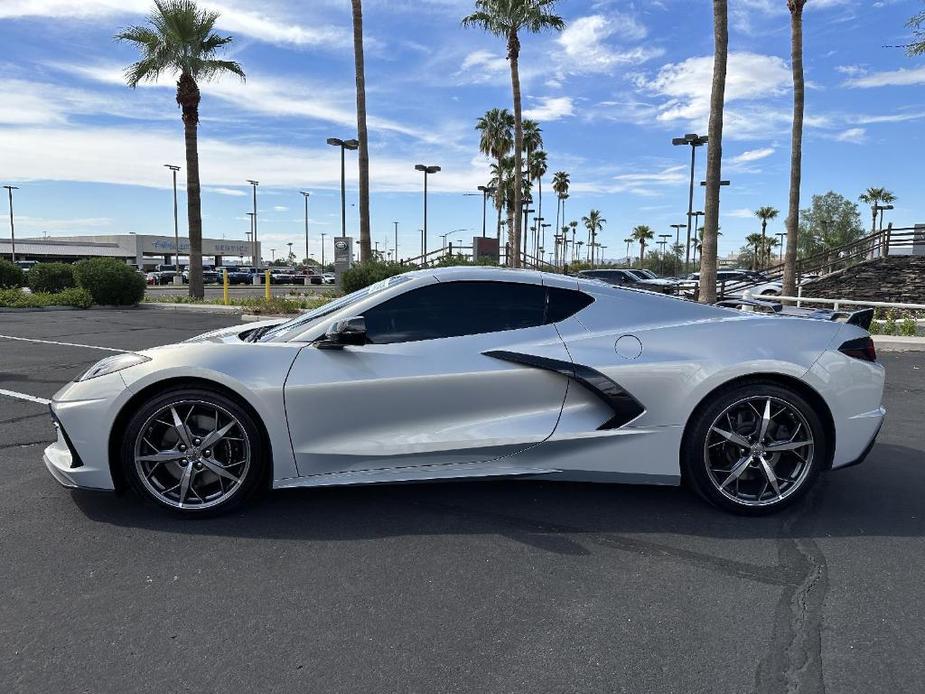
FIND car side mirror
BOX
[318,316,367,350]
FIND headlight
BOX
[78,353,151,381]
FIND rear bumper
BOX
[833,414,884,471]
[831,406,886,470]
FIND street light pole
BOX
[658,234,671,275]
[164,165,181,270]
[245,212,255,266]
[327,138,359,240]
[415,164,441,257]
[321,232,327,269]
[3,185,19,263]
[477,185,496,238]
[300,191,311,264]
[776,232,787,263]
[246,179,259,267]
[672,133,709,269]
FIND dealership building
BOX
[0,234,260,269]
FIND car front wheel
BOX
[683,382,826,515]
[121,387,265,516]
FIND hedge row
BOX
[0,287,94,309]
[0,258,145,306]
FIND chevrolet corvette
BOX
[44,266,885,516]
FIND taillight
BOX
[839,336,877,362]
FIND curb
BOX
[873,335,925,352]
[140,302,243,314]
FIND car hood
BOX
[184,318,286,344]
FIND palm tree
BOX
[568,220,578,265]
[782,0,807,298]
[632,225,654,269]
[858,187,896,233]
[351,0,371,262]
[529,149,548,251]
[581,210,606,267]
[754,206,779,269]
[700,0,728,303]
[694,226,721,261]
[746,233,764,270]
[551,171,569,265]
[117,0,244,298]
[476,108,514,239]
[463,1,565,267]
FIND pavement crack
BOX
[754,483,829,694]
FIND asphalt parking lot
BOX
[0,309,923,694]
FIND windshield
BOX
[257,273,415,341]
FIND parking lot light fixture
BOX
[245,212,256,266]
[776,232,787,262]
[300,191,311,263]
[477,185,496,238]
[246,180,259,267]
[164,165,181,270]
[3,185,19,263]
[328,138,359,239]
[321,232,327,269]
[672,133,709,268]
[415,164,441,256]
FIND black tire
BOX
[682,381,826,515]
[121,387,266,517]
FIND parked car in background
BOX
[217,266,255,285]
[15,260,38,274]
[576,268,679,294]
[322,273,335,285]
[682,270,782,298]
[182,268,220,285]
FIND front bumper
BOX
[43,425,112,491]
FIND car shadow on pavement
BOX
[70,442,924,550]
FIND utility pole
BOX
[3,185,19,263]
[301,191,310,264]
[164,165,181,272]
[672,133,709,268]
[393,221,399,262]
[246,179,259,267]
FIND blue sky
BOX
[1,0,923,263]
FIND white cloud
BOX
[51,63,435,142]
[851,111,925,124]
[272,205,289,212]
[0,0,353,49]
[726,208,756,219]
[834,127,866,143]
[555,14,661,76]
[523,96,574,122]
[844,65,925,88]
[0,125,487,194]
[730,147,775,164]
[457,50,509,84]
[632,52,815,139]
[205,187,248,197]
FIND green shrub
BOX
[900,318,918,337]
[73,258,145,305]
[0,259,24,288]
[0,287,93,309]
[341,261,413,294]
[27,262,76,294]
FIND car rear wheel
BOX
[682,382,826,515]
[121,388,265,516]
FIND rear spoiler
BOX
[715,300,875,331]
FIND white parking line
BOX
[0,334,127,353]
[0,388,51,406]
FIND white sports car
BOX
[44,267,885,516]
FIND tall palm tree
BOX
[782,0,807,298]
[463,1,565,267]
[754,206,779,269]
[117,0,244,298]
[858,187,896,233]
[632,225,654,269]
[351,0,371,262]
[581,210,606,266]
[568,220,578,265]
[529,149,548,250]
[700,0,728,303]
[476,108,514,240]
[551,170,569,265]
[746,233,764,270]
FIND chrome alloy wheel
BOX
[704,396,815,507]
[133,400,251,510]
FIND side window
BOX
[545,287,594,323]
[363,281,547,344]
